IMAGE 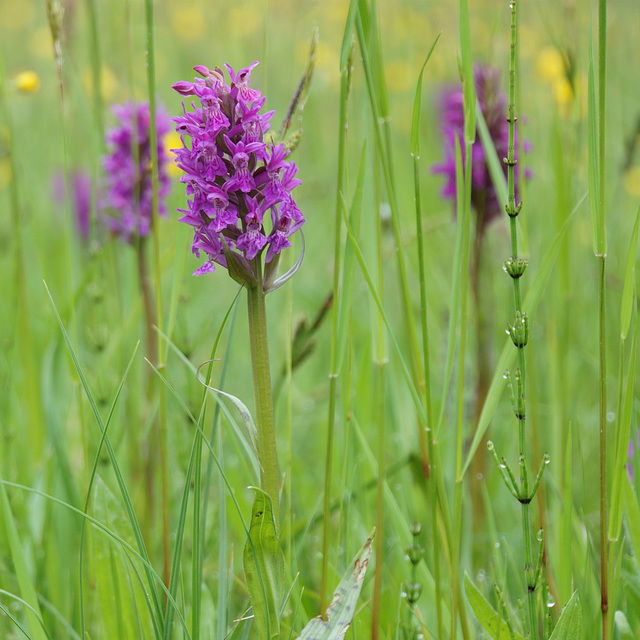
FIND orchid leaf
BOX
[243,488,285,640]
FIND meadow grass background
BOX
[2,0,640,638]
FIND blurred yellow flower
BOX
[164,131,182,178]
[14,70,40,93]
[535,46,578,116]
[552,77,573,106]
[170,6,206,42]
[81,65,118,101]
[624,167,640,199]
[536,46,565,82]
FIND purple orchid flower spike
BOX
[172,61,305,287]
[432,64,531,232]
[102,101,171,242]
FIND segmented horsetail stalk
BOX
[486,1,548,638]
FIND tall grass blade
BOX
[588,36,605,258]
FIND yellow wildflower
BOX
[552,77,573,107]
[536,46,565,82]
[14,71,40,93]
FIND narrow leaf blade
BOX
[297,530,375,639]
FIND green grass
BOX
[2,0,640,638]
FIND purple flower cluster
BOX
[103,102,171,242]
[172,62,304,278]
[432,65,530,228]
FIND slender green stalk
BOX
[247,263,280,527]
[144,0,170,591]
[451,131,472,640]
[504,2,538,636]
[597,1,608,637]
[411,54,443,637]
[371,359,386,640]
[321,25,353,611]
[371,139,387,640]
[598,254,608,638]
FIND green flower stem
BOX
[321,37,352,612]
[247,263,280,529]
